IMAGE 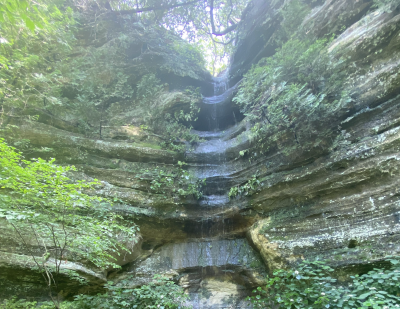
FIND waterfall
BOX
[173,69,256,309]
[196,72,231,309]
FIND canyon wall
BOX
[1,0,400,308]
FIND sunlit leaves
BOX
[0,0,75,115]
[0,138,137,272]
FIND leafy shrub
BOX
[278,0,311,43]
[138,161,205,199]
[74,275,191,309]
[138,78,203,152]
[0,298,75,309]
[2,276,191,309]
[137,74,164,106]
[233,36,348,146]
[249,258,400,309]
[0,139,138,307]
[159,106,202,152]
[62,34,136,136]
[0,0,75,119]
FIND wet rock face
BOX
[193,80,245,131]
[125,239,265,308]
[2,0,400,308]
[132,239,264,273]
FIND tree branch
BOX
[111,0,201,15]
[210,0,238,36]
[210,35,235,45]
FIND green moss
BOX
[135,142,162,150]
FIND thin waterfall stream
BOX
[192,72,239,309]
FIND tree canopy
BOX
[76,0,250,74]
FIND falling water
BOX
[195,71,232,309]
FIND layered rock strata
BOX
[1,0,400,308]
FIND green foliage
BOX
[164,34,206,75]
[104,0,248,75]
[373,0,400,11]
[0,139,137,304]
[0,0,66,36]
[160,107,202,152]
[137,74,163,106]
[235,37,333,108]
[275,0,311,45]
[234,36,349,146]
[0,0,75,117]
[249,258,400,309]
[155,0,248,75]
[74,275,191,309]
[59,32,136,136]
[137,75,202,152]
[228,175,260,199]
[137,161,205,199]
[1,276,191,309]
[0,297,75,309]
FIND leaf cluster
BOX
[0,297,76,309]
[228,174,260,199]
[137,161,205,200]
[136,74,202,152]
[249,258,400,309]
[0,138,138,271]
[73,275,191,309]
[233,35,349,146]
[0,0,75,118]
[372,0,400,11]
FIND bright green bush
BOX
[144,161,205,199]
[0,0,75,113]
[228,174,260,199]
[74,275,191,309]
[0,139,138,307]
[248,258,400,309]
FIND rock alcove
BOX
[1,0,400,308]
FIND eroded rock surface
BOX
[2,0,400,308]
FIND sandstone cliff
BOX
[1,0,400,308]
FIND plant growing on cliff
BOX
[0,297,76,309]
[228,174,260,199]
[1,275,191,309]
[233,35,349,149]
[74,274,191,309]
[0,139,138,308]
[143,161,205,199]
[160,106,202,152]
[0,0,75,123]
[137,74,202,152]
[249,258,400,309]
[373,0,400,11]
